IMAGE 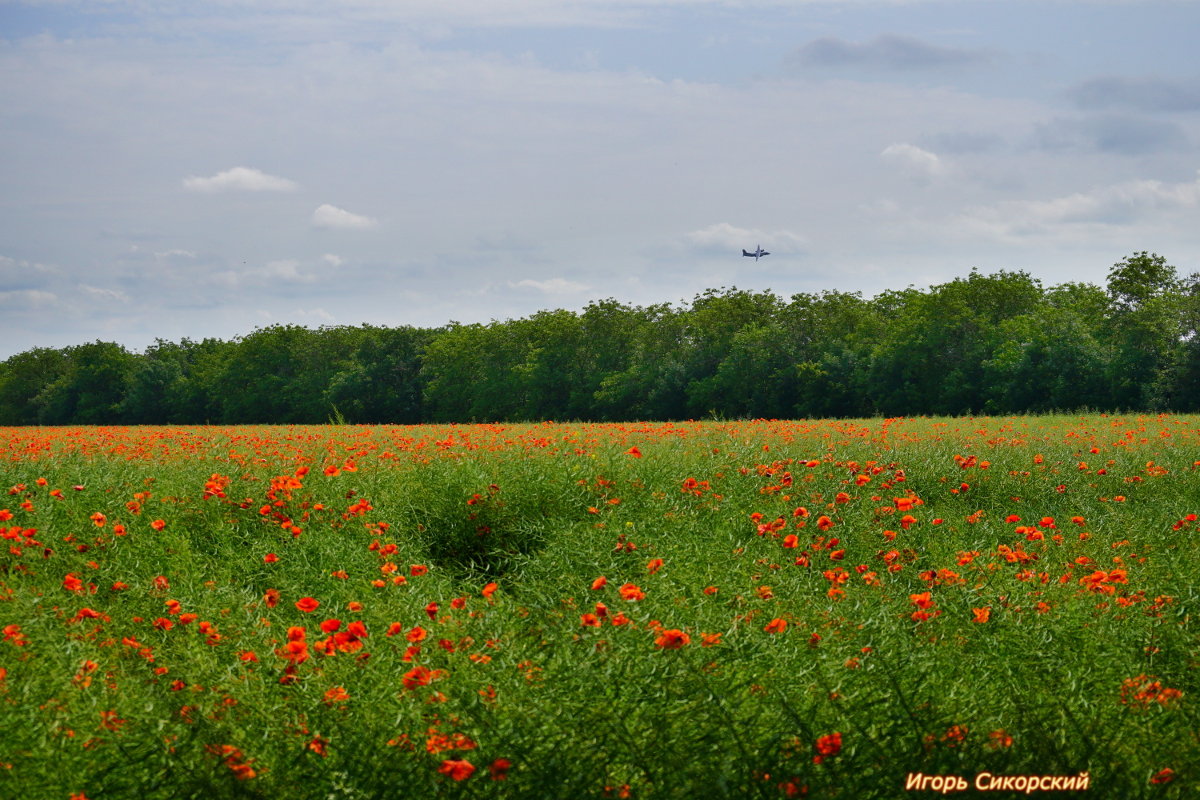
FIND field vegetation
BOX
[1,416,1197,798]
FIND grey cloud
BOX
[789,34,991,72]
[926,130,1005,155]
[1069,76,1200,113]
[1034,114,1190,155]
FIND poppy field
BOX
[1,416,1197,799]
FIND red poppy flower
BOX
[813,731,842,764]
[438,758,475,781]
[654,629,690,649]
[295,597,320,613]
[618,583,645,602]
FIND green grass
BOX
[0,416,1197,799]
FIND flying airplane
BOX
[742,245,770,261]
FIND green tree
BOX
[217,325,359,423]
[0,347,70,425]
[781,291,883,419]
[982,310,1110,413]
[421,322,507,422]
[327,326,432,423]
[1148,270,1200,410]
[35,341,137,424]
[681,288,785,418]
[594,303,688,421]
[1104,252,1184,409]
[869,271,1044,415]
[570,300,648,420]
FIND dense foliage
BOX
[1,418,1196,799]
[3,253,1199,425]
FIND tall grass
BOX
[0,416,1196,798]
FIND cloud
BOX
[789,34,991,72]
[322,253,344,267]
[182,166,299,192]
[474,230,538,253]
[292,307,335,322]
[1068,76,1200,113]
[958,170,1200,239]
[1033,114,1190,156]
[880,142,945,178]
[205,259,321,287]
[684,223,806,254]
[311,204,377,230]
[0,289,58,309]
[926,130,1004,155]
[261,259,313,282]
[509,277,590,294]
[80,285,130,303]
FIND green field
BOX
[1,417,1197,798]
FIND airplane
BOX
[742,245,770,261]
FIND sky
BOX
[2,0,1199,359]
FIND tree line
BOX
[3,252,1198,425]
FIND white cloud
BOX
[80,285,130,302]
[311,204,377,230]
[957,170,1200,239]
[322,253,344,267]
[880,142,945,178]
[0,254,58,275]
[684,223,806,254]
[182,166,299,193]
[205,259,319,287]
[292,307,335,322]
[261,259,312,281]
[509,277,591,294]
[154,249,197,259]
